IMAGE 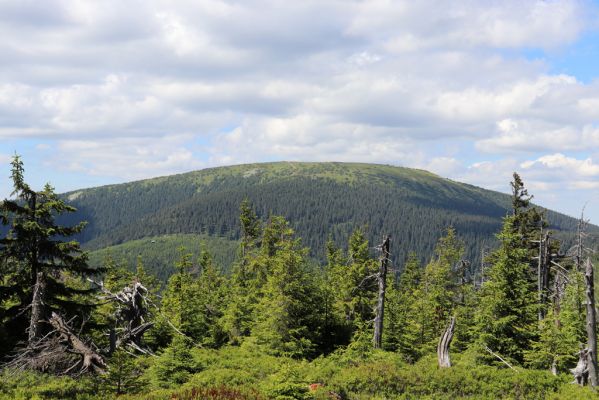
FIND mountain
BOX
[59,162,593,280]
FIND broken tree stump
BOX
[437,316,455,368]
[572,348,589,386]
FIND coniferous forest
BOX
[2,155,599,400]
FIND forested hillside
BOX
[87,234,239,281]
[63,162,589,280]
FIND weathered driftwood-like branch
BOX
[572,348,589,386]
[483,345,518,372]
[88,278,153,355]
[437,316,455,368]
[48,312,106,374]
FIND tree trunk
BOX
[373,235,390,349]
[28,271,46,345]
[437,316,455,368]
[585,258,597,387]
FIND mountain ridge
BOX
[56,161,595,279]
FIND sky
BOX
[1,0,599,222]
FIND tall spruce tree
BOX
[194,250,227,347]
[221,200,262,344]
[330,229,377,340]
[383,252,422,361]
[250,216,323,358]
[0,155,97,350]
[474,216,538,365]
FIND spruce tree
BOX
[525,270,586,372]
[0,155,97,349]
[383,253,422,361]
[194,249,227,347]
[160,248,199,341]
[221,200,262,344]
[319,239,352,351]
[331,229,377,339]
[251,216,323,358]
[475,216,538,365]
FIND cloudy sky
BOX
[1,0,599,222]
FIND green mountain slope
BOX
[87,234,239,282]
[62,162,592,279]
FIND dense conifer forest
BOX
[56,162,592,281]
[2,156,599,399]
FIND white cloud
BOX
[521,153,599,177]
[347,0,586,51]
[47,135,205,180]
[0,0,598,221]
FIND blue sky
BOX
[1,0,599,223]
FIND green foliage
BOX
[0,155,98,352]
[525,270,586,372]
[150,336,203,388]
[87,234,238,281]
[100,349,146,395]
[0,369,99,399]
[411,228,464,354]
[3,346,596,400]
[475,216,538,366]
[251,217,323,358]
[383,253,422,361]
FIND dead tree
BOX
[568,208,593,316]
[437,316,455,368]
[585,258,598,387]
[532,229,553,322]
[48,312,106,374]
[372,235,390,349]
[5,312,106,375]
[572,348,589,385]
[89,279,154,355]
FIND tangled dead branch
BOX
[5,313,106,375]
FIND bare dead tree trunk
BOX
[437,316,455,368]
[28,271,46,345]
[576,212,585,272]
[535,230,552,322]
[585,258,598,387]
[537,227,544,322]
[573,208,589,317]
[372,235,390,349]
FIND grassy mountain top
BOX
[67,162,502,211]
